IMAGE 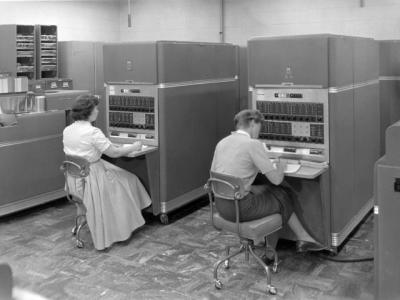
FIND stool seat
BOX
[213,212,282,241]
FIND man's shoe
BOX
[296,240,325,253]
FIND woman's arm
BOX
[103,142,142,158]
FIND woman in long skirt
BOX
[63,95,151,250]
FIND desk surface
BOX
[271,159,329,179]
[122,145,158,158]
[286,165,328,179]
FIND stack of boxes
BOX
[0,74,28,93]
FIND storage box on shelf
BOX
[0,25,36,80]
[36,25,57,79]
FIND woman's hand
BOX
[131,141,142,151]
[104,141,142,158]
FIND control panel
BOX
[253,88,329,162]
[106,84,158,146]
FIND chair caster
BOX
[160,213,169,225]
[72,226,77,235]
[76,240,84,248]
[266,285,277,295]
[223,260,230,269]
[214,280,223,290]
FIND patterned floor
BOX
[0,198,374,300]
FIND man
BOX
[211,109,323,252]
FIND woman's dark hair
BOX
[71,95,99,121]
[234,109,264,129]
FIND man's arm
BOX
[249,141,286,185]
[264,160,286,185]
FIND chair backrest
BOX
[60,155,90,178]
[0,263,12,300]
[209,171,246,200]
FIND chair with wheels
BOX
[204,171,283,295]
[60,155,90,248]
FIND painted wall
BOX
[118,0,221,42]
[0,1,120,42]
[226,0,400,46]
[118,0,400,45]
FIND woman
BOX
[63,95,152,250]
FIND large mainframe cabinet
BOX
[248,35,379,251]
[379,40,400,154]
[374,122,400,300]
[58,41,106,131]
[0,109,66,216]
[0,25,36,80]
[103,41,240,223]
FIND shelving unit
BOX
[36,25,57,79]
[0,25,36,80]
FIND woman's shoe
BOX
[296,240,325,252]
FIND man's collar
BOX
[235,129,251,138]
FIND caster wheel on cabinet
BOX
[160,214,169,225]
[214,280,223,290]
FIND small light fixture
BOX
[128,0,133,27]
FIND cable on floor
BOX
[315,252,374,262]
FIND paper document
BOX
[272,162,301,174]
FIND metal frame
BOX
[60,156,90,248]
[331,198,373,247]
[204,175,281,295]
[105,83,159,147]
[251,87,330,163]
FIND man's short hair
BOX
[234,109,264,129]
[71,95,99,121]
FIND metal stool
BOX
[205,171,283,295]
[60,155,90,248]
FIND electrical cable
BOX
[315,252,374,263]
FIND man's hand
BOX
[275,159,287,174]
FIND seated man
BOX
[211,109,323,252]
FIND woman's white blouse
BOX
[63,121,112,163]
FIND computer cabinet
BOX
[58,41,105,131]
[0,25,36,80]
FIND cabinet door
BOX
[0,135,64,206]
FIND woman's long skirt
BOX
[66,159,152,250]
